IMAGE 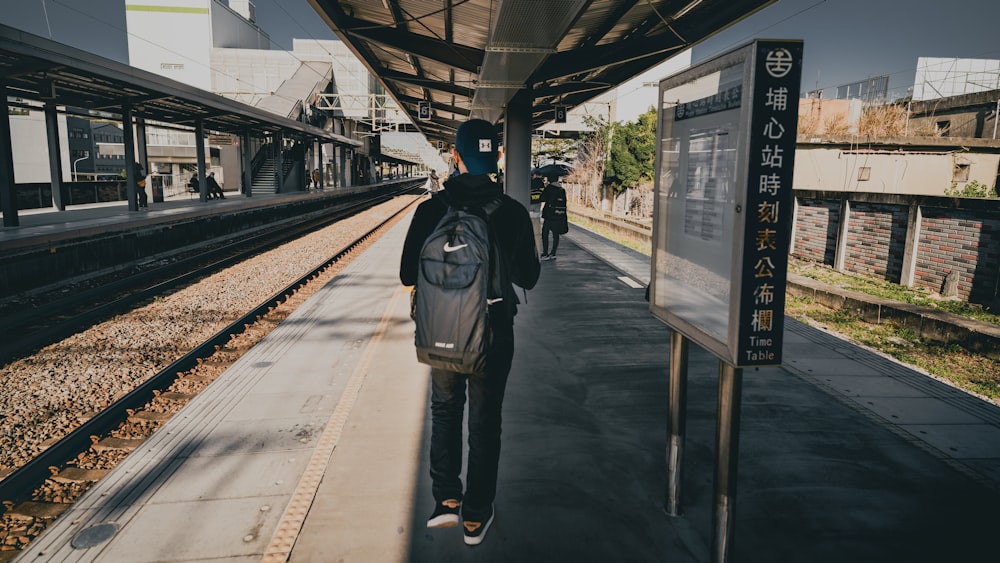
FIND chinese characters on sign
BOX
[738,43,802,365]
[675,85,743,121]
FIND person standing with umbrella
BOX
[540,172,568,260]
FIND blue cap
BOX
[454,119,499,175]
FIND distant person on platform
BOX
[206,172,225,200]
[540,172,568,260]
[427,168,439,191]
[134,161,148,210]
[188,174,199,195]
[312,168,322,190]
[529,172,544,213]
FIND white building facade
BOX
[125,0,269,91]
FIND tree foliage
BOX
[533,137,576,167]
[605,107,657,192]
[945,180,997,198]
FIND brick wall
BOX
[916,209,1000,301]
[793,198,839,265]
[793,190,1000,306]
[843,202,908,281]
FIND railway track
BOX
[0,191,424,558]
[0,184,423,366]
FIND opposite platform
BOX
[19,214,1000,562]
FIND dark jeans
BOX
[541,220,560,255]
[136,186,148,208]
[429,322,513,520]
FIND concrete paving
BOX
[18,217,1000,563]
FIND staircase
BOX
[249,153,303,195]
[251,156,278,195]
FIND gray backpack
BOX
[414,196,507,375]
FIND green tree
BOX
[606,107,656,192]
[533,137,576,167]
[944,180,997,198]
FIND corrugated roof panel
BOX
[447,0,494,47]
[398,0,449,39]
[490,0,586,48]
[339,0,397,27]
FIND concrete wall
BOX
[126,0,214,90]
[9,112,70,183]
[908,89,1000,139]
[798,98,862,135]
[793,140,1000,195]
[211,1,269,49]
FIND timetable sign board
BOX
[649,39,802,367]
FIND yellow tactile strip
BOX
[261,285,406,562]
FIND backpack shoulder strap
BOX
[480,195,504,217]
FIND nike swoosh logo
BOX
[443,242,468,252]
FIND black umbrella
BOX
[532,163,573,177]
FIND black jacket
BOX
[540,182,567,220]
[400,173,540,316]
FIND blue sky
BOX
[4,0,1000,101]
[691,0,1000,99]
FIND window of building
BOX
[936,120,951,136]
[953,163,970,182]
[857,167,871,181]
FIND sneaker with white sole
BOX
[427,499,461,528]
[463,504,494,546]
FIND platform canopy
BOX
[0,23,359,146]
[309,0,774,146]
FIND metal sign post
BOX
[650,39,803,561]
[712,361,743,563]
[665,330,689,517]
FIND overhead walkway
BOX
[18,212,1000,563]
[256,61,333,119]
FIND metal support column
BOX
[136,116,151,202]
[135,116,148,172]
[44,103,65,210]
[302,135,310,190]
[121,102,138,212]
[0,80,18,227]
[316,140,324,189]
[242,128,253,198]
[340,145,347,187]
[195,119,207,202]
[275,131,284,193]
[712,362,744,563]
[665,330,689,517]
[503,86,532,209]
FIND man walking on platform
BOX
[399,118,540,546]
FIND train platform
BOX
[0,180,421,252]
[0,179,424,299]
[17,211,1000,562]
